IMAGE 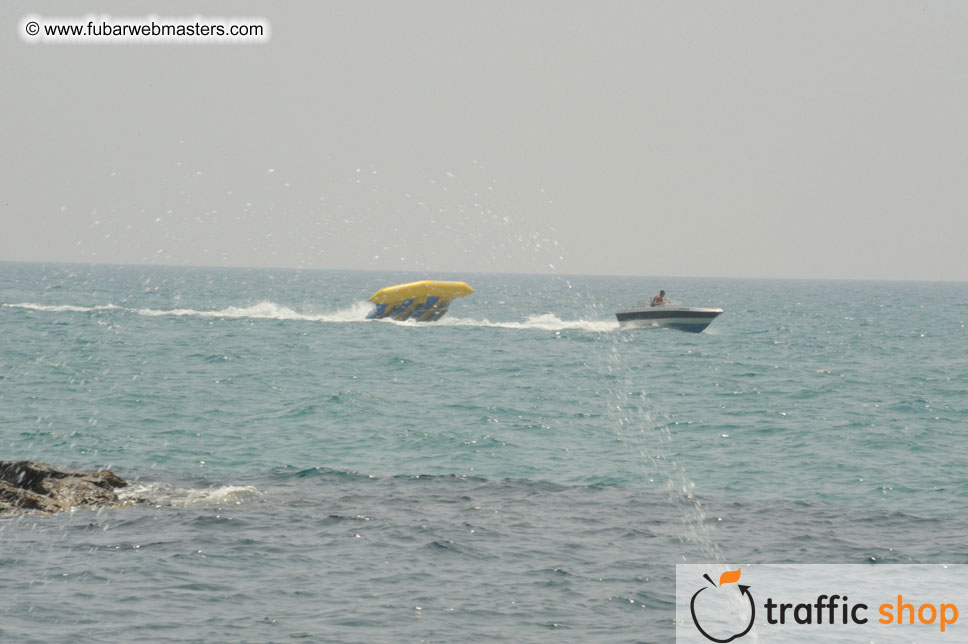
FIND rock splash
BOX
[0,460,127,515]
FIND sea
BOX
[1,262,966,643]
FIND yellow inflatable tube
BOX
[367,280,473,322]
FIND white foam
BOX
[433,312,618,332]
[5,300,373,323]
[5,300,617,332]
[4,302,122,313]
[134,301,315,320]
[118,482,261,507]
[133,300,375,323]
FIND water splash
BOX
[600,338,724,562]
[118,482,261,508]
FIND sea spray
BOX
[601,341,725,563]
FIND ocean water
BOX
[1,262,966,643]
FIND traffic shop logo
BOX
[689,569,755,643]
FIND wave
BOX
[118,482,261,508]
[433,313,618,332]
[4,300,374,323]
[132,300,374,322]
[4,302,123,313]
[4,301,617,332]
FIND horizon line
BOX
[0,259,965,285]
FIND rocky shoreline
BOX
[0,460,128,515]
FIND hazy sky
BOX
[3,1,967,280]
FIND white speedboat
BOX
[615,305,723,333]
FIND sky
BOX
[3,1,967,280]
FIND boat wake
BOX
[4,302,124,313]
[4,300,374,323]
[433,313,618,332]
[4,301,618,332]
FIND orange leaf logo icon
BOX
[719,569,741,586]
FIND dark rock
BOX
[0,461,128,515]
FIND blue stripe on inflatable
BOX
[386,298,415,319]
[410,296,439,320]
[366,303,388,319]
[425,299,451,321]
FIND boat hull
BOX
[615,307,723,333]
